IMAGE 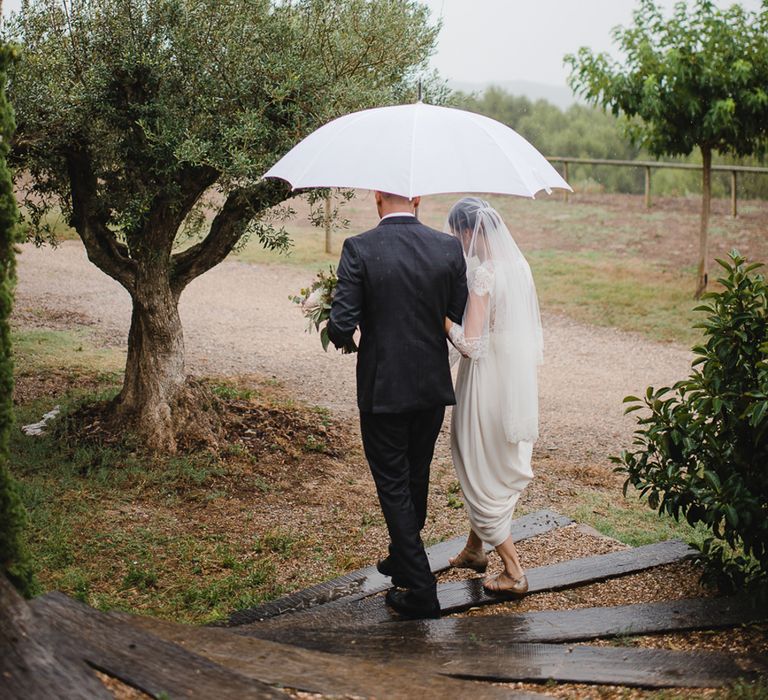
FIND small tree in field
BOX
[566,0,768,298]
[7,0,437,452]
[615,252,768,592]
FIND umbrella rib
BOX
[471,114,546,199]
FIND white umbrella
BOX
[263,102,571,198]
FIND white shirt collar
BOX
[380,211,416,221]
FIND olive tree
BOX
[566,0,768,298]
[7,0,437,451]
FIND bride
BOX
[444,197,543,596]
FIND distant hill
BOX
[447,79,581,111]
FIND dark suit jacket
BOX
[327,215,468,413]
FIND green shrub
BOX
[0,42,36,597]
[614,252,768,592]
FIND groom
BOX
[328,191,467,619]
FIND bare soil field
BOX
[13,235,694,466]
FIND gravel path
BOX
[15,240,692,466]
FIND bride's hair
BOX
[447,196,488,237]
[447,196,500,259]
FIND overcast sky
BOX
[2,0,764,88]
[420,0,763,87]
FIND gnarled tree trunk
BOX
[67,148,291,453]
[113,267,186,453]
[695,146,712,299]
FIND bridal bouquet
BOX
[290,267,357,353]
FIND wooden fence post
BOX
[563,161,570,203]
[644,166,652,209]
[730,171,738,218]
[324,192,332,254]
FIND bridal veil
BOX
[445,197,543,443]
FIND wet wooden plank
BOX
[253,596,768,651]
[226,508,571,625]
[31,592,286,699]
[234,632,767,689]
[126,613,544,699]
[241,539,696,631]
[438,539,697,615]
[0,576,110,700]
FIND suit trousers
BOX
[359,406,445,601]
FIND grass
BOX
[19,206,80,242]
[12,432,289,622]
[234,224,344,270]
[13,327,125,376]
[529,250,704,346]
[232,191,715,346]
[10,375,340,623]
[714,680,768,700]
[566,489,710,549]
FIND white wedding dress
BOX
[446,199,542,547]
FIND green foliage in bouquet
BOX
[613,251,768,593]
[290,267,357,354]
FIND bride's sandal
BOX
[483,572,529,598]
[449,548,489,573]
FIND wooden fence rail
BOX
[547,156,768,215]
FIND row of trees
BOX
[454,88,768,200]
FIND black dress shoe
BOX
[376,556,396,577]
[385,588,441,620]
[377,557,408,588]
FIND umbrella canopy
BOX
[263,102,571,199]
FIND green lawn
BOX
[528,250,702,346]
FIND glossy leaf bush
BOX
[614,252,768,591]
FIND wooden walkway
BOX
[4,509,767,698]
[226,508,572,625]
[239,538,698,632]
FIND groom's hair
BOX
[377,191,413,204]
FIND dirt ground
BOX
[13,237,693,470]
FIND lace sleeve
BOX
[469,264,494,297]
[448,339,462,367]
[448,320,489,360]
[448,264,493,360]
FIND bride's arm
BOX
[445,290,490,360]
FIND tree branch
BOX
[136,165,220,259]
[170,178,294,293]
[66,148,137,291]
